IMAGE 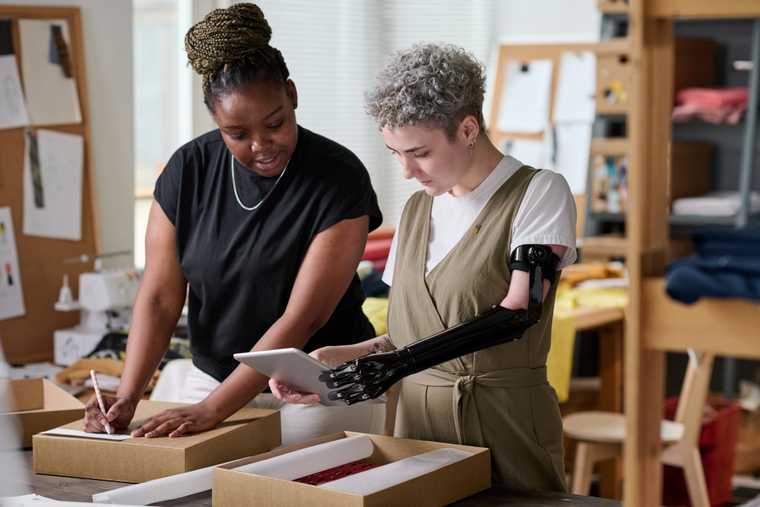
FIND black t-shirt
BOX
[154,126,383,381]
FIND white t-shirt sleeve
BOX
[510,170,578,268]
[381,225,400,286]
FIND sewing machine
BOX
[53,269,140,366]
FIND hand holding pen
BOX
[83,371,139,434]
[89,369,113,434]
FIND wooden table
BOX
[16,451,620,506]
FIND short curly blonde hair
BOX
[365,43,486,139]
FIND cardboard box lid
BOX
[33,399,281,483]
[1,378,83,414]
[50,400,274,449]
[213,432,491,507]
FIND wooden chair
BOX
[563,349,714,506]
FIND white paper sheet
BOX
[23,129,83,240]
[497,59,553,134]
[93,465,214,505]
[18,19,81,126]
[0,55,30,130]
[502,139,546,169]
[1,493,138,506]
[238,435,374,480]
[320,448,472,495]
[0,207,25,321]
[42,428,131,441]
[554,51,596,123]
[545,123,592,194]
[93,436,374,504]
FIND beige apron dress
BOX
[387,165,566,492]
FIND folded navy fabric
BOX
[666,228,760,304]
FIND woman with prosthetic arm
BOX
[271,43,577,491]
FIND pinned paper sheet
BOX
[544,123,592,194]
[320,448,471,495]
[0,207,25,321]
[43,428,131,441]
[554,51,596,123]
[23,129,83,240]
[497,59,553,134]
[18,19,81,125]
[0,55,30,130]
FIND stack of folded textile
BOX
[672,87,748,125]
[361,227,394,272]
[672,191,760,216]
[666,228,760,304]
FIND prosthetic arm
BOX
[319,244,560,405]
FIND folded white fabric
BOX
[672,191,760,216]
[319,448,472,495]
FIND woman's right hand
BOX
[268,345,363,405]
[84,394,138,433]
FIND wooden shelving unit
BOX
[624,3,760,506]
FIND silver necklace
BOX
[230,153,289,211]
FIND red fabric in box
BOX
[294,459,378,486]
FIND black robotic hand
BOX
[320,348,413,404]
[320,244,560,405]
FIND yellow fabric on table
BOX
[555,286,628,314]
[549,286,628,402]
[362,297,389,336]
[546,312,575,402]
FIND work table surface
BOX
[17,450,620,506]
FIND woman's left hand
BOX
[131,401,222,438]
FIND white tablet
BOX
[234,348,343,406]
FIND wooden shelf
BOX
[596,102,630,115]
[580,235,629,258]
[591,138,630,154]
[649,1,760,19]
[642,278,760,359]
[594,39,632,55]
[598,0,630,15]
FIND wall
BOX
[494,0,600,43]
[0,0,134,267]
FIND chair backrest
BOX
[673,349,715,446]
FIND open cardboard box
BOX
[213,432,491,507]
[33,399,281,483]
[1,378,84,448]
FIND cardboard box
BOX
[213,432,491,507]
[33,400,280,483]
[1,378,84,448]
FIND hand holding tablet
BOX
[234,348,342,406]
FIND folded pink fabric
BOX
[672,87,748,125]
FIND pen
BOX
[90,369,113,435]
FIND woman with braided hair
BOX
[83,3,382,443]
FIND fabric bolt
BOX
[672,87,748,125]
[153,126,382,381]
[388,165,567,491]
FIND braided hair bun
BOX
[185,3,289,109]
